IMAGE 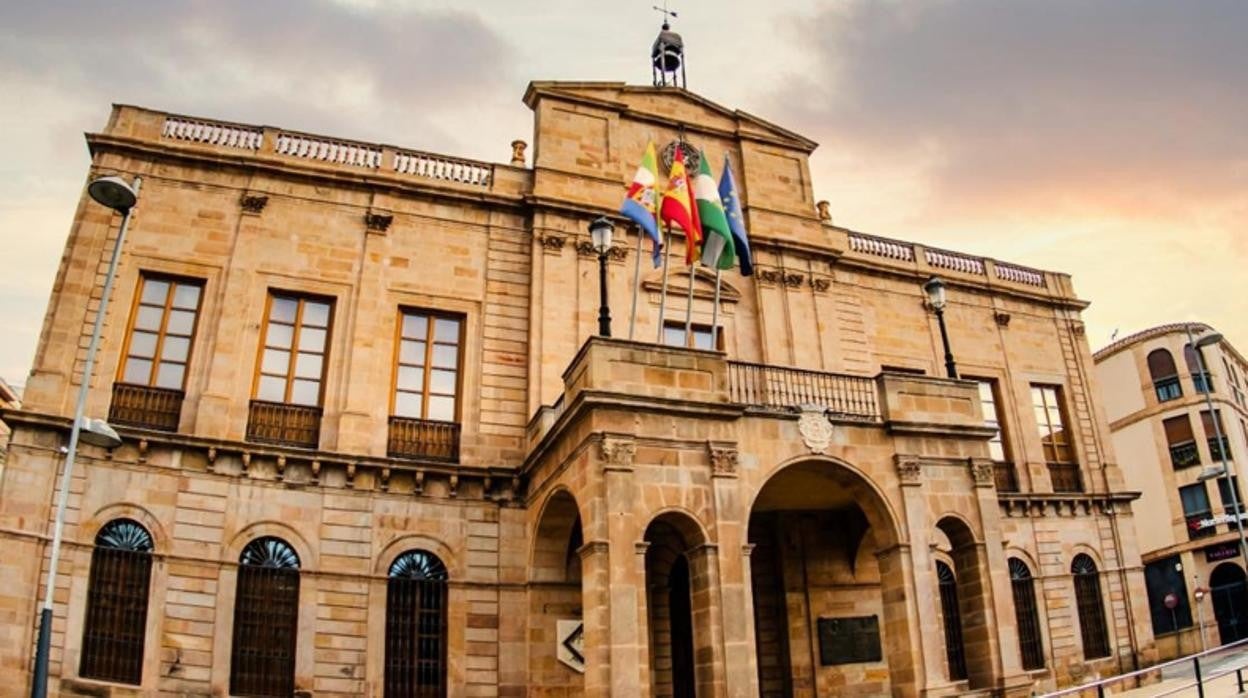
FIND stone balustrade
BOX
[162,116,262,150]
[846,231,1053,291]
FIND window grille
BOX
[385,550,449,697]
[1072,554,1111,659]
[80,519,154,685]
[1009,558,1045,670]
[936,561,967,681]
[230,537,300,697]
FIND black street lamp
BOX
[924,276,958,379]
[590,216,615,337]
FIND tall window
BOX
[663,321,721,350]
[1202,409,1232,462]
[385,550,449,697]
[1217,476,1244,533]
[393,310,463,422]
[1032,385,1080,492]
[1071,554,1111,660]
[1147,349,1182,402]
[254,294,333,406]
[1143,556,1193,634]
[1163,415,1200,469]
[231,537,300,698]
[1185,344,1212,393]
[936,561,967,681]
[120,276,203,389]
[1009,558,1045,670]
[80,519,154,685]
[974,378,1017,491]
[1180,483,1215,540]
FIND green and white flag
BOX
[694,150,735,269]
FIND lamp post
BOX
[590,216,614,337]
[924,276,958,378]
[1188,325,1248,566]
[30,175,137,698]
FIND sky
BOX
[0,0,1245,391]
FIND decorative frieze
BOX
[783,272,804,288]
[600,436,636,471]
[895,455,922,485]
[757,269,783,286]
[810,276,831,293]
[540,234,566,253]
[708,444,739,478]
[575,240,628,262]
[969,458,996,487]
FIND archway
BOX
[529,489,585,691]
[644,511,711,698]
[933,516,994,689]
[747,459,906,697]
[1210,562,1248,645]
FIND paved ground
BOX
[1102,647,1248,697]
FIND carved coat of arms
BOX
[798,406,834,454]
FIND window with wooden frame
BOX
[1031,384,1081,492]
[80,519,154,685]
[392,310,463,423]
[110,275,203,431]
[1179,483,1215,540]
[662,320,721,351]
[1147,349,1182,402]
[1185,344,1213,394]
[1163,415,1200,469]
[972,378,1017,491]
[253,293,333,406]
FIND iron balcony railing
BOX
[994,463,1020,492]
[108,383,184,432]
[1048,462,1084,493]
[727,361,880,420]
[387,417,460,462]
[245,400,322,449]
[1170,440,1201,469]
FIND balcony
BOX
[994,463,1020,492]
[246,400,322,449]
[727,361,880,420]
[108,383,183,432]
[1170,441,1201,469]
[1210,437,1233,462]
[1048,462,1083,493]
[387,417,460,462]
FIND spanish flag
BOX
[659,146,702,264]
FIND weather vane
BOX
[653,2,678,26]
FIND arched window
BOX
[1185,344,1213,393]
[936,561,967,681]
[1072,554,1111,659]
[230,537,300,697]
[1147,349,1182,402]
[80,519,154,684]
[386,550,449,697]
[1009,558,1045,670]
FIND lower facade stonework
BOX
[0,340,1156,696]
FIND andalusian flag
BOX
[694,151,735,269]
[718,155,753,275]
[619,142,663,268]
[659,146,702,264]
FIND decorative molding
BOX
[540,234,566,253]
[600,437,636,471]
[969,458,995,487]
[239,193,269,215]
[757,269,783,286]
[1071,321,1086,337]
[575,239,628,263]
[994,311,1012,327]
[708,444,739,478]
[816,200,832,222]
[606,245,628,263]
[782,272,805,288]
[510,139,527,166]
[364,212,393,233]
[577,540,610,559]
[660,139,701,171]
[895,455,922,485]
[797,406,834,455]
[810,276,831,293]
[575,240,596,257]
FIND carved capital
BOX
[895,455,922,485]
[364,212,393,233]
[757,269,782,286]
[600,437,636,470]
[540,234,566,252]
[783,272,805,288]
[969,458,996,487]
[606,245,629,262]
[993,310,1011,327]
[810,276,831,293]
[1071,321,1086,337]
[575,239,596,257]
[240,193,269,215]
[708,444,739,478]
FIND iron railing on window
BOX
[1009,562,1045,670]
[1210,437,1233,462]
[727,361,880,420]
[1048,462,1083,493]
[80,547,152,684]
[109,383,183,432]
[1073,570,1111,659]
[230,564,300,697]
[385,576,449,696]
[245,400,321,449]
[1171,441,1201,469]
[936,562,968,681]
[387,417,460,462]
[994,462,1020,492]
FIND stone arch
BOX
[224,520,315,570]
[644,509,715,698]
[83,501,170,553]
[530,487,585,583]
[527,487,587,693]
[375,534,458,579]
[935,515,994,689]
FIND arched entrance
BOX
[529,489,585,691]
[1210,562,1248,645]
[933,516,994,689]
[747,459,908,697]
[644,511,712,698]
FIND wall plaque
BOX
[817,615,882,666]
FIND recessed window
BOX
[120,275,203,390]
[385,550,449,696]
[1185,344,1213,394]
[230,537,300,697]
[1180,483,1215,540]
[974,379,1008,462]
[1202,409,1232,462]
[80,519,154,685]
[1009,558,1045,670]
[1072,554,1111,659]
[254,293,333,406]
[663,320,720,350]
[936,561,967,681]
[1032,385,1080,492]
[1163,415,1200,469]
[393,310,463,422]
[1148,349,1182,402]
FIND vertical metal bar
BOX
[629,226,644,340]
[1195,655,1204,698]
[710,269,722,348]
[657,225,672,343]
[683,263,695,343]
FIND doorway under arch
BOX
[746,459,909,697]
[644,510,712,698]
[529,489,585,691]
[1210,562,1248,645]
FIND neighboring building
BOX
[0,377,18,472]
[0,40,1158,697]
[1094,323,1248,660]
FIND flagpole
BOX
[683,261,695,343]
[628,226,644,340]
[711,268,722,347]
[657,224,673,343]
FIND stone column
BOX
[969,458,1028,691]
[710,445,759,698]
[895,456,944,694]
[604,436,646,697]
[579,540,613,697]
[689,543,728,697]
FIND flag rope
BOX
[711,268,722,348]
[656,224,672,344]
[628,226,644,340]
[683,262,695,343]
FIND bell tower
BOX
[651,5,686,88]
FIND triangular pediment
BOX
[641,266,742,303]
[523,81,817,153]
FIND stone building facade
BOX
[0,79,1158,697]
[1094,324,1248,660]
